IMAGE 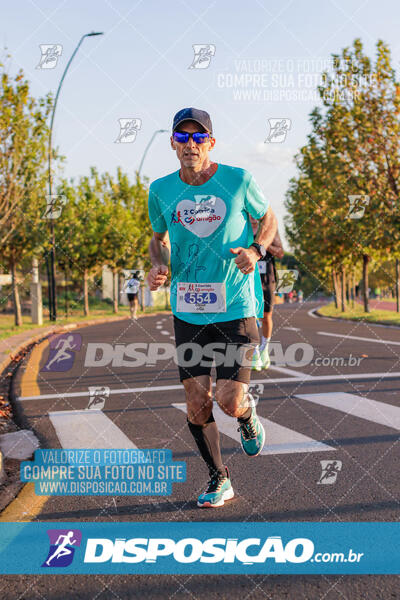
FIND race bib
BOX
[176,282,226,313]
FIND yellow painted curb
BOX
[0,482,49,522]
[19,339,50,398]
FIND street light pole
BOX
[137,129,168,178]
[47,31,104,321]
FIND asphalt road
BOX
[2,301,399,599]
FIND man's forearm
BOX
[267,243,284,259]
[254,208,278,249]
[149,234,170,267]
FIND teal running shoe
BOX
[260,346,270,370]
[251,347,263,371]
[197,467,234,508]
[237,407,265,457]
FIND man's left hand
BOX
[230,246,260,274]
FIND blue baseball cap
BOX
[172,107,213,134]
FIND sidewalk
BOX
[0,326,61,372]
[356,298,399,312]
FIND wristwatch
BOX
[250,242,267,260]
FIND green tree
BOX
[285,39,400,313]
[318,39,400,311]
[0,63,52,325]
[101,170,152,312]
[56,169,110,316]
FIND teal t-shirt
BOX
[148,163,269,324]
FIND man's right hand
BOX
[147,265,169,291]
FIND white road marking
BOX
[252,371,400,383]
[156,325,162,329]
[18,371,400,401]
[282,327,301,331]
[48,409,138,448]
[173,403,334,455]
[295,392,400,430]
[317,331,400,346]
[161,330,170,335]
[268,365,311,378]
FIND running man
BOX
[147,108,277,508]
[46,531,77,566]
[249,215,284,370]
[124,272,141,319]
[44,335,76,371]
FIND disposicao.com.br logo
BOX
[81,536,363,565]
[42,529,82,567]
[0,522,390,574]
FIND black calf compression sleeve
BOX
[187,413,225,478]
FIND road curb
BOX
[311,305,400,330]
[0,314,135,379]
[2,314,137,425]
[0,311,172,388]
[0,310,171,379]
[0,449,4,484]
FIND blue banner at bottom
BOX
[0,522,398,574]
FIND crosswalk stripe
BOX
[48,409,138,449]
[294,392,400,430]
[172,403,334,455]
[268,365,311,378]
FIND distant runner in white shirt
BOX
[125,273,140,320]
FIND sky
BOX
[3,0,400,242]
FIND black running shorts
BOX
[259,253,276,313]
[263,281,276,313]
[127,293,138,301]
[173,315,259,384]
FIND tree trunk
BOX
[83,269,89,316]
[45,251,53,320]
[10,256,22,326]
[347,273,351,308]
[140,283,144,311]
[113,271,119,313]
[332,268,339,309]
[65,267,69,318]
[341,267,347,312]
[396,258,400,313]
[352,270,356,308]
[362,255,370,313]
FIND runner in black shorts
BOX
[147,108,278,508]
[250,215,284,370]
[173,315,259,384]
[125,272,140,320]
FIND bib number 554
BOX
[184,292,217,305]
